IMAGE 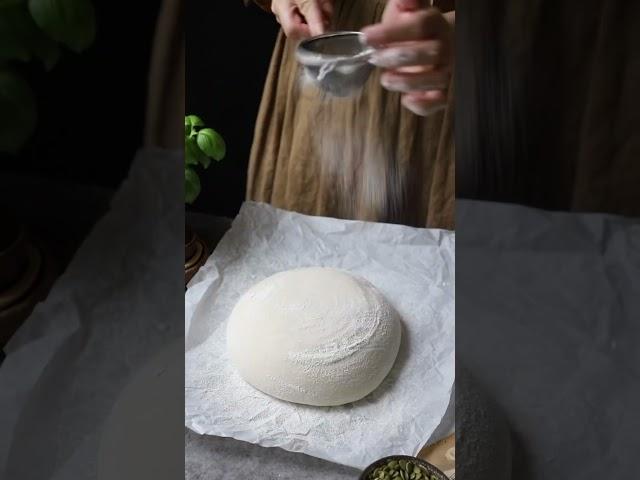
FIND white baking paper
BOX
[185,202,455,469]
[0,149,184,479]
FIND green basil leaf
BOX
[28,0,96,53]
[0,69,37,154]
[185,114,204,137]
[185,136,203,166]
[198,152,211,169]
[0,5,60,69]
[0,6,34,63]
[196,127,225,162]
[185,167,201,204]
[185,115,204,129]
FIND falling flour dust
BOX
[297,68,410,223]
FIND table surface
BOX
[187,202,640,479]
[456,200,640,478]
[186,429,360,480]
[5,165,638,478]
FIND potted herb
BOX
[0,0,96,240]
[0,0,96,154]
[0,0,96,341]
[184,114,226,205]
[184,114,226,284]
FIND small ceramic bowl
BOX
[359,455,448,480]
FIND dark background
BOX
[0,0,277,220]
[0,1,162,189]
[185,1,278,218]
[0,1,165,279]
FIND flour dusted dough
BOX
[226,267,401,406]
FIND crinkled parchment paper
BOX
[185,202,455,469]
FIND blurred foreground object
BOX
[456,1,640,217]
[0,0,96,154]
[0,149,183,478]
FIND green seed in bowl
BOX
[367,458,434,480]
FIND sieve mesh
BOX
[296,31,376,97]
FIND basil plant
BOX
[184,114,226,204]
[0,0,96,153]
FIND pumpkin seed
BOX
[368,458,439,480]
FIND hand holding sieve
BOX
[296,31,376,97]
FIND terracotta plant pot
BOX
[185,226,208,287]
[185,226,197,261]
[0,213,28,291]
[0,212,57,348]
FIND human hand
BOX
[270,0,333,40]
[362,0,454,116]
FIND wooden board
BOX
[419,433,455,478]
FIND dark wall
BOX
[186,1,279,218]
[0,1,161,189]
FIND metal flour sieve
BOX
[296,31,376,97]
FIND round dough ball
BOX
[226,267,401,406]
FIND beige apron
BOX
[246,0,455,228]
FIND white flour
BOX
[317,61,337,81]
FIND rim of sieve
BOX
[296,31,376,67]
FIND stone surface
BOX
[185,428,360,480]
